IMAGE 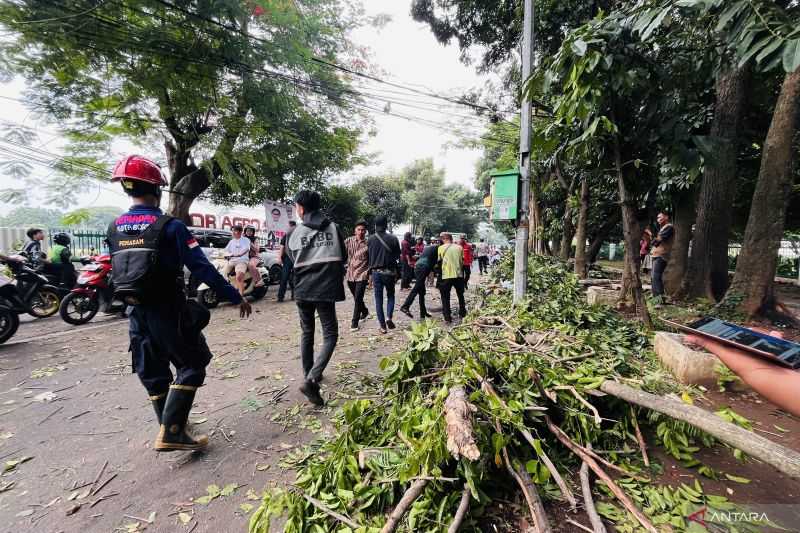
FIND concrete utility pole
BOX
[513,0,534,305]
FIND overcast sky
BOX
[0,0,497,214]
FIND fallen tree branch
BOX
[580,444,608,533]
[545,416,656,533]
[447,484,471,533]
[600,380,800,479]
[554,385,602,426]
[299,491,361,530]
[380,479,429,533]
[478,376,576,508]
[630,407,650,467]
[495,419,551,533]
[444,387,481,461]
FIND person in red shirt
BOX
[460,236,474,288]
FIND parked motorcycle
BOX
[58,254,125,325]
[196,253,269,309]
[1,257,62,318]
[0,298,20,344]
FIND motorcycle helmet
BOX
[244,224,257,237]
[53,233,71,246]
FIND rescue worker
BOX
[108,155,252,452]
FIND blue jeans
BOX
[278,258,294,301]
[372,271,396,327]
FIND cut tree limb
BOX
[380,479,429,533]
[300,491,361,530]
[600,380,800,479]
[447,485,471,533]
[630,407,650,467]
[444,387,481,461]
[580,444,608,533]
[495,419,551,533]
[545,416,657,533]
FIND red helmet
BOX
[111,155,167,186]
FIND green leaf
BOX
[782,39,800,73]
[207,484,221,497]
[194,494,216,505]
[571,39,588,57]
[220,483,239,497]
[724,473,751,484]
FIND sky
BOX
[0,0,499,215]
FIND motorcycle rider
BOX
[48,232,77,287]
[22,228,46,267]
[108,155,251,452]
[223,224,251,296]
[243,225,265,289]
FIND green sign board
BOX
[490,168,519,221]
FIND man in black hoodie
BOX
[285,190,347,406]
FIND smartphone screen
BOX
[689,317,800,369]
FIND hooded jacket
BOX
[286,210,347,302]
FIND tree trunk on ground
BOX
[664,190,696,298]
[723,70,800,317]
[587,210,621,264]
[574,178,590,278]
[613,131,652,327]
[684,66,749,301]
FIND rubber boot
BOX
[154,385,208,452]
[149,392,167,425]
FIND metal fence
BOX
[728,242,800,280]
[46,228,109,258]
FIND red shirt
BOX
[462,242,474,265]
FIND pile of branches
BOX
[250,256,800,533]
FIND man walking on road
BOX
[460,236,474,288]
[438,232,466,323]
[108,155,251,452]
[368,216,400,334]
[477,238,489,275]
[400,239,438,320]
[277,220,297,302]
[285,190,347,406]
[345,221,370,331]
[400,232,414,290]
[651,212,674,303]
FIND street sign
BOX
[490,168,520,221]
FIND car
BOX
[184,227,283,295]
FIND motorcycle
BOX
[196,252,269,309]
[58,254,125,325]
[0,302,18,345]
[1,257,62,318]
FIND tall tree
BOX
[0,0,363,220]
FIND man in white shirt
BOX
[223,225,251,295]
[477,239,490,275]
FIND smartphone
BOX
[663,317,800,369]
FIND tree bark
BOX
[663,189,696,297]
[613,131,652,327]
[684,66,749,301]
[723,70,800,317]
[600,380,800,479]
[587,210,621,264]
[574,178,590,278]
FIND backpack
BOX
[106,215,178,304]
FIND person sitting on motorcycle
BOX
[22,228,46,267]
[243,225,265,288]
[0,253,23,302]
[47,233,77,288]
[223,224,251,296]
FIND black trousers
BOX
[401,262,413,289]
[462,265,471,286]
[347,280,369,327]
[296,300,338,383]
[652,257,668,297]
[402,266,430,315]
[129,299,212,396]
[277,258,294,300]
[478,256,489,274]
[439,278,466,321]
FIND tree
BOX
[0,207,63,228]
[353,175,408,230]
[321,184,364,236]
[0,0,364,220]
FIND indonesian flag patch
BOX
[187,238,199,249]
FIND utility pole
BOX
[513,0,534,304]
